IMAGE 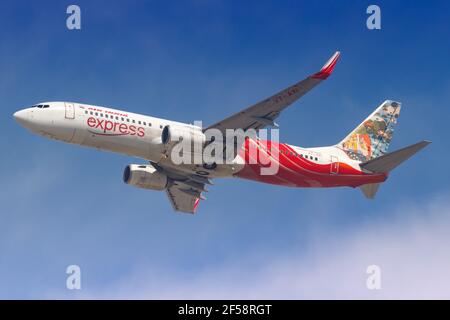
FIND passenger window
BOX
[95,112,98,116]
[121,117,124,121]
[160,125,163,129]
[138,121,141,125]
[105,114,108,118]
[126,118,130,122]
[132,119,135,123]
[100,114,103,117]
[116,116,119,120]
[85,110,88,114]
[315,157,318,161]
[148,123,152,127]
[143,122,146,126]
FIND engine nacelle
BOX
[123,164,168,190]
[161,124,206,147]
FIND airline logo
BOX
[87,117,145,137]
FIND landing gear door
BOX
[65,102,75,119]
[330,155,339,174]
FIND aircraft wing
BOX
[206,51,340,133]
[159,52,340,213]
[158,164,211,214]
[166,183,202,214]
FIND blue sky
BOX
[0,0,449,299]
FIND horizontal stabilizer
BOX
[360,140,431,173]
[360,183,381,199]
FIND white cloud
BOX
[73,191,450,299]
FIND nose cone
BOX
[13,109,29,125]
[13,109,32,128]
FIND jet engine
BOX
[161,124,206,148]
[123,164,168,190]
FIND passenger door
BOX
[65,102,75,119]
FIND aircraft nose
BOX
[14,109,25,121]
[13,109,32,127]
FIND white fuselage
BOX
[13,101,246,178]
[15,101,172,159]
[14,101,374,188]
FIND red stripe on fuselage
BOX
[235,139,387,188]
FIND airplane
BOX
[13,51,430,214]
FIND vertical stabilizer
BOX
[338,100,401,162]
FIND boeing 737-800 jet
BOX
[13,52,430,213]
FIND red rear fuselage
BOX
[235,139,387,188]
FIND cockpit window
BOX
[35,104,49,108]
[43,104,50,108]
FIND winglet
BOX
[311,51,340,79]
[193,197,201,213]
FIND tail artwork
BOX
[338,100,401,162]
[336,100,430,199]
